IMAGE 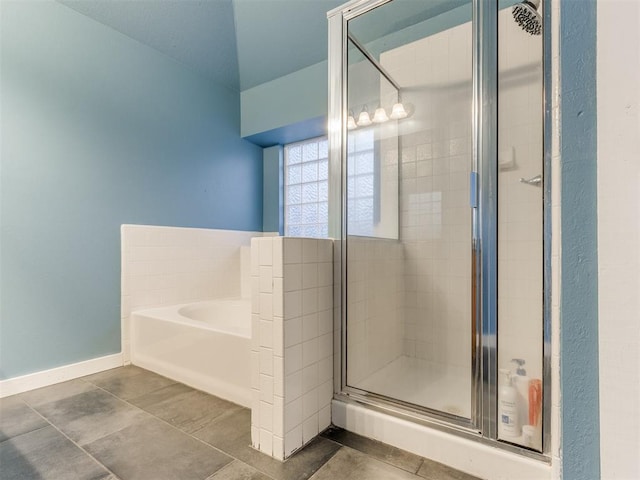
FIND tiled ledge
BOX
[250,237,334,460]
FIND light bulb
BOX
[389,102,408,120]
[347,114,357,130]
[372,106,389,123]
[357,108,372,127]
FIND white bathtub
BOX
[130,298,251,407]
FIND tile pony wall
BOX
[250,237,333,460]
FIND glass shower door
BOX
[344,0,475,419]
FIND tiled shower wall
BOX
[250,237,333,460]
[496,7,543,381]
[121,225,258,363]
[346,237,405,385]
[381,21,473,371]
[379,8,543,383]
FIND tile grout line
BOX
[14,368,339,480]
[82,374,280,480]
[19,397,123,480]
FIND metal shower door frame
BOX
[327,0,551,460]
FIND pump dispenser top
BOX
[511,358,527,376]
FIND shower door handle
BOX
[470,172,479,208]
[519,174,542,186]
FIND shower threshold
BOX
[351,356,472,419]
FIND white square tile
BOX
[251,239,260,276]
[284,238,302,264]
[284,397,303,433]
[273,278,284,317]
[251,278,260,314]
[259,238,273,266]
[273,396,284,437]
[302,338,319,368]
[259,266,273,293]
[283,264,302,292]
[318,333,332,360]
[260,374,274,403]
[284,370,302,401]
[260,347,273,376]
[260,320,273,348]
[273,237,284,277]
[284,343,302,375]
[301,289,318,316]
[273,317,284,356]
[302,313,319,342]
[284,317,303,348]
[318,380,333,410]
[260,401,273,431]
[302,389,318,420]
[318,309,333,336]
[318,262,333,287]
[302,414,319,444]
[251,315,260,352]
[259,293,273,320]
[318,405,331,431]
[251,425,260,449]
[251,351,260,389]
[284,291,302,320]
[284,425,302,457]
[259,429,273,456]
[302,264,318,289]
[318,356,333,384]
[302,364,318,394]
[318,240,333,263]
[302,239,318,264]
[318,286,332,311]
[274,355,284,397]
[251,388,260,427]
[273,435,284,461]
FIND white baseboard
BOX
[0,353,123,398]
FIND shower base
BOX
[353,355,472,418]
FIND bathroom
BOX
[1,0,638,480]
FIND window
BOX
[346,128,376,237]
[284,137,329,238]
[284,133,377,238]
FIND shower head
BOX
[512,0,542,36]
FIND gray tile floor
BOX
[0,366,482,480]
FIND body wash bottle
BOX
[498,368,520,438]
[511,358,530,430]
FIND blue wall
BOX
[0,0,263,379]
[262,146,284,234]
[559,0,600,478]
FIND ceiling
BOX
[58,0,344,92]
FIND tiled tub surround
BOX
[250,237,334,460]
[121,224,259,364]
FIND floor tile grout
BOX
[21,398,123,480]
[5,367,475,480]
[81,372,281,480]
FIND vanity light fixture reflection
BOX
[372,106,389,123]
[389,102,408,119]
[357,107,372,126]
[348,102,409,130]
[347,111,358,130]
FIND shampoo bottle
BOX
[511,358,530,430]
[498,368,520,438]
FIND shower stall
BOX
[328,0,549,458]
